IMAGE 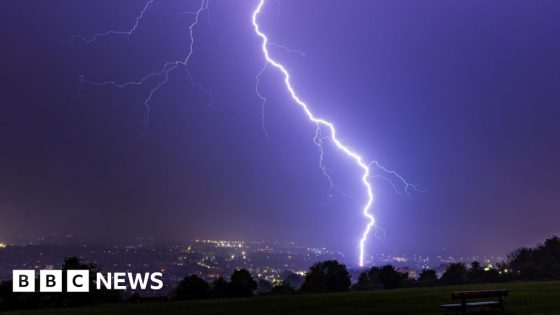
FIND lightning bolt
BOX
[252,0,376,267]
[252,0,421,266]
[71,0,212,134]
[254,27,344,199]
[256,43,305,138]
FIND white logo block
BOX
[40,270,62,292]
[67,270,90,292]
[13,270,35,292]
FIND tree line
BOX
[171,235,560,298]
[2,235,560,310]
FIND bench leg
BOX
[499,296,506,313]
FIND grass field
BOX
[3,281,560,315]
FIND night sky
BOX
[1,0,559,263]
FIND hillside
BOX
[4,281,560,315]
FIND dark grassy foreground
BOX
[4,281,560,315]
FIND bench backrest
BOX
[452,289,508,300]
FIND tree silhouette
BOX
[227,269,257,298]
[378,265,405,289]
[418,269,438,285]
[255,279,273,295]
[300,260,351,293]
[353,271,374,291]
[353,265,405,290]
[271,282,295,295]
[210,277,228,298]
[366,267,383,289]
[467,261,484,283]
[441,263,467,285]
[508,236,560,280]
[175,275,210,300]
[283,272,305,291]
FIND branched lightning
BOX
[255,62,269,137]
[313,126,347,199]
[269,42,306,57]
[252,0,419,266]
[66,0,155,44]
[70,0,419,267]
[71,0,212,134]
[369,161,425,197]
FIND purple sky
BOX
[1,0,559,263]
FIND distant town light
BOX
[393,256,408,263]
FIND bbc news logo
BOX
[13,270,163,292]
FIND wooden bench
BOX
[440,289,508,314]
